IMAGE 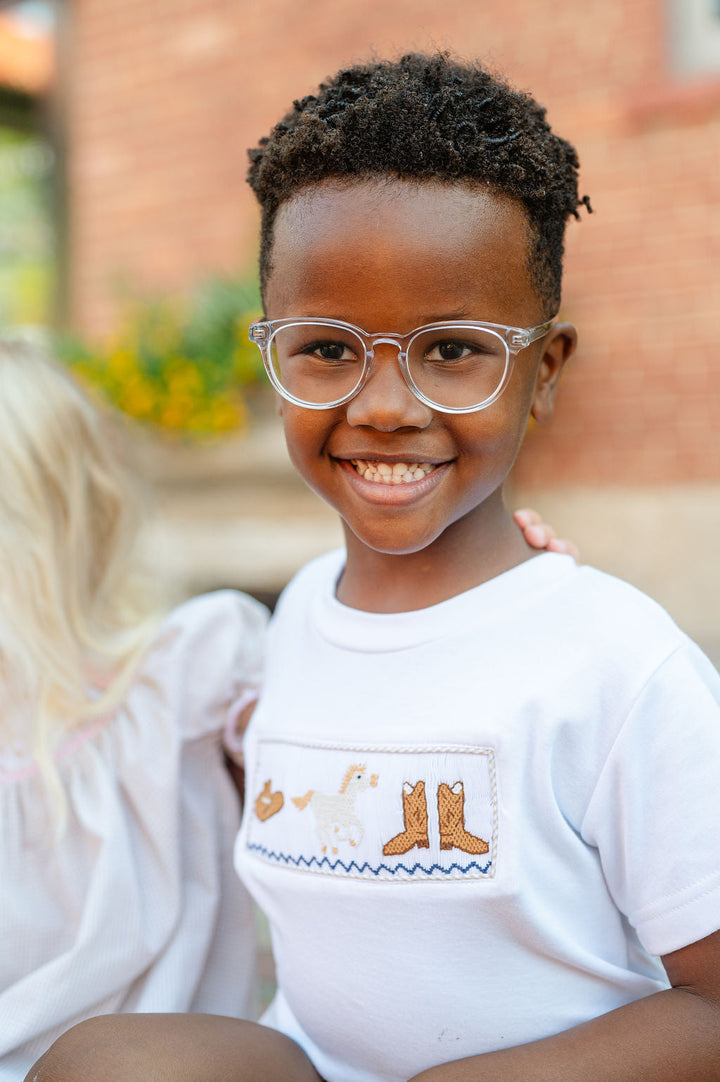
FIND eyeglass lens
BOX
[267,323,509,410]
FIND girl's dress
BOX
[0,590,267,1080]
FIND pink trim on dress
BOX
[0,710,114,784]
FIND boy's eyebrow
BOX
[290,310,481,326]
[342,309,479,326]
[289,307,494,328]
[418,308,475,323]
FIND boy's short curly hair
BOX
[248,52,590,315]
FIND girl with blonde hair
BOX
[0,340,267,1079]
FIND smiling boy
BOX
[235,53,720,1082]
[27,52,720,1082]
[258,180,574,611]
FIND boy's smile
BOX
[264,179,575,610]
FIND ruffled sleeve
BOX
[143,589,269,743]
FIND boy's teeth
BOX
[350,459,436,484]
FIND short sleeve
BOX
[581,641,720,956]
[143,589,269,743]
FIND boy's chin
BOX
[342,524,442,559]
[340,512,478,561]
[339,493,525,571]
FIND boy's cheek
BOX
[277,406,325,479]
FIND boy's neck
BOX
[336,503,536,613]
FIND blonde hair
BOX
[0,339,161,822]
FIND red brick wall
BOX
[67,0,720,484]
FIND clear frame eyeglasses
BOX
[248,316,555,414]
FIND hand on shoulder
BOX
[514,508,580,563]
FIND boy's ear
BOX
[530,322,577,424]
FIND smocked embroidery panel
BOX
[245,739,498,881]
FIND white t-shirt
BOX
[236,551,720,1082]
[0,590,267,1081]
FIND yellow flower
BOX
[117,376,158,421]
[59,275,264,440]
[106,348,139,381]
[211,396,246,432]
[159,395,195,430]
[165,359,204,397]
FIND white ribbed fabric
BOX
[0,590,268,1080]
[237,551,720,1082]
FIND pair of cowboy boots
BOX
[382,780,489,856]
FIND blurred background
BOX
[0,0,718,664]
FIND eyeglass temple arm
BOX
[506,319,555,351]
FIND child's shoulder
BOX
[159,588,270,647]
[538,558,718,700]
[565,562,689,651]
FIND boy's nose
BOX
[345,346,433,431]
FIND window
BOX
[0,1,58,328]
[668,0,720,76]
[0,128,55,325]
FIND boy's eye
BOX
[423,339,476,364]
[428,340,472,362]
[304,340,359,363]
[417,331,502,368]
[316,341,355,361]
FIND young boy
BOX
[28,52,720,1082]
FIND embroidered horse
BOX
[292,763,378,854]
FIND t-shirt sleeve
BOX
[149,590,269,743]
[581,641,720,957]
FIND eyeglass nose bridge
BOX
[357,333,416,398]
[364,332,408,358]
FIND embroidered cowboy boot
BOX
[437,781,489,854]
[382,780,430,855]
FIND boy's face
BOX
[264,179,574,573]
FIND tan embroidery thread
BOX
[254,780,284,822]
[437,781,489,854]
[382,780,430,855]
[292,763,378,854]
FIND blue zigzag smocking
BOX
[247,842,492,877]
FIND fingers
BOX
[512,507,542,529]
[523,524,557,550]
[547,536,581,563]
[513,508,580,564]
[514,508,556,551]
